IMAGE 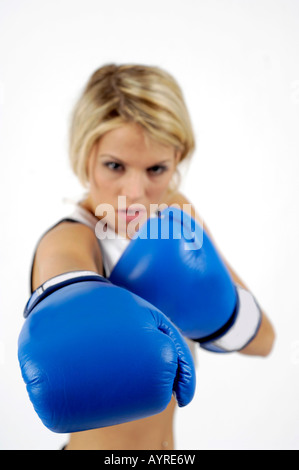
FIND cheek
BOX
[91,166,114,192]
[156,169,176,189]
[147,172,175,199]
[92,172,105,189]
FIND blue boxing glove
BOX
[110,208,262,353]
[18,271,195,433]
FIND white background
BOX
[0,0,298,450]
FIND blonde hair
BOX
[69,64,195,188]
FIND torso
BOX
[65,397,177,450]
[33,191,184,450]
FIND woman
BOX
[30,64,275,450]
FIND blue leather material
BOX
[18,276,195,433]
[110,207,237,340]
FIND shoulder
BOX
[163,191,204,225]
[163,191,216,241]
[163,190,191,207]
[36,220,99,256]
[32,220,103,290]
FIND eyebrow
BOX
[98,154,172,165]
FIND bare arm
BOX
[32,222,103,291]
[213,252,275,357]
[164,191,275,357]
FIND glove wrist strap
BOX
[24,270,108,318]
[199,285,262,353]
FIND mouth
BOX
[117,208,147,220]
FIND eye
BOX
[147,165,168,176]
[104,162,124,172]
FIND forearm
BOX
[161,193,276,356]
[149,193,275,356]
[239,311,275,357]
[224,260,275,357]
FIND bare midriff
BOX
[65,396,176,450]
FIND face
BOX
[85,123,180,238]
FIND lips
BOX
[118,208,146,216]
[117,208,147,222]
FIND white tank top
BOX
[66,204,130,278]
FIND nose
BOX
[120,170,146,202]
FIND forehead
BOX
[96,123,175,163]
